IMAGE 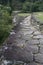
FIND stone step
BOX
[22,34,33,40]
[21,28,32,31]
[33,35,43,39]
[21,30,34,35]
[26,39,39,45]
[33,31,41,35]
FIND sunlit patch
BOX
[4,47,8,50]
[10,31,16,35]
[17,44,24,48]
[2,60,13,65]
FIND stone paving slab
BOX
[22,30,33,35]
[33,31,41,35]
[22,34,33,39]
[29,45,38,54]
[25,44,38,54]
[40,45,43,54]
[34,53,43,63]
[30,26,37,31]
[26,39,39,45]
[21,28,33,31]
[33,35,43,39]
[39,39,43,45]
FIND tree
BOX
[22,2,31,12]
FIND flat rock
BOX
[34,53,43,63]
[40,45,43,54]
[29,45,38,54]
[23,34,33,40]
[22,30,33,35]
[27,39,39,45]
[39,39,43,45]
[33,31,41,35]
[25,44,38,54]
[33,35,43,39]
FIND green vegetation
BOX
[18,13,30,17]
[0,5,13,44]
[0,0,43,12]
[34,12,43,23]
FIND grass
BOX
[18,12,43,23]
[18,13,30,17]
[34,12,43,23]
[0,24,13,45]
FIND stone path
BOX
[1,15,43,65]
[18,16,43,64]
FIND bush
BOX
[0,5,13,44]
[22,2,30,12]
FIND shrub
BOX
[0,5,12,44]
